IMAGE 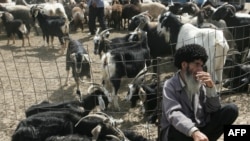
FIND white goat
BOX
[36,0,68,20]
[158,12,229,90]
[133,0,168,21]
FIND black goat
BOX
[65,37,91,97]
[0,4,39,35]
[45,134,91,141]
[12,111,127,141]
[101,30,151,111]
[30,6,69,53]
[222,58,250,93]
[25,84,111,117]
[93,28,141,58]
[128,11,173,73]
[127,74,161,124]
[211,4,250,63]
[0,12,30,46]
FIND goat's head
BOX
[70,52,90,73]
[93,28,112,57]
[180,2,200,16]
[0,12,14,22]
[87,83,112,110]
[211,4,236,21]
[128,11,151,31]
[75,113,128,141]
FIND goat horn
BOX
[224,4,236,13]
[75,114,108,127]
[106,135,121,141]
[95,28,100,35]
[99,28,113,36]
[130,64,148,84]
[132,10,149,19]
[87,83,103,94]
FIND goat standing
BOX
[65,37,91,97]
[0,11,30,46]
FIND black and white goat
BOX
[30,6,69,53]
[222,58,250,93]
[25,84,111,117]
[65,37,91,97]
[128,11,174,73]
[101,29,151,111]
[157,12,229,90]
[93,28,142,58]
[0,11,30,46]
[126,72,162,124]
[12,111,127,141]
[211,4,250,63]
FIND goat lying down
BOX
[12,111,126,141]
[25,84,111,117]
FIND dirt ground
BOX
[0,22,250,141]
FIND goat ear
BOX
[91,125,102,141]
[34,10,39,17]
[70,53,76,60]
[98,96,106,111]
[83,54,91,62]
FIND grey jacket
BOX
[160,72,221,141]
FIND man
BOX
[160,44,238,141]
[87,0,107,35]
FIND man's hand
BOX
[192,130,209,141]
[196,71,214,88]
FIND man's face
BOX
[182,59,204,95]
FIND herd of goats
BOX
[1,0,250,140]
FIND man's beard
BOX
[184,69,202,97]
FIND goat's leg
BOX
[51,36,54,48]
[22,38,24,47]
[26,34,31,46]
[75,77,81,98]
[111,79,121,111]
[12,34,15,44]
[43,34,46,46]
[59,36,65,55]
[65,70,70,86]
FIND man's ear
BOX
[181,62,187,69]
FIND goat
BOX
[0,12,31,47]
[93,28,142,58]
[35,0,69,20]
[131,0,168,21]
[121,3,141,29]
[157,12,229,90]
[126,71,161,124]
[0,3,39,35]
[110,0,123,30]
[211,4,250,63]
[12,111,127,141]
[45,134,91,141]
[128,11,173,73]
[25,84,111,117]
[70,6,85,32]
[65,37,91,97]
[168,1,200,16]
[30,6,69,53]
[101,29,151,111]
[222,58,250,93]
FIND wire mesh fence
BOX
[1,22,250,140]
